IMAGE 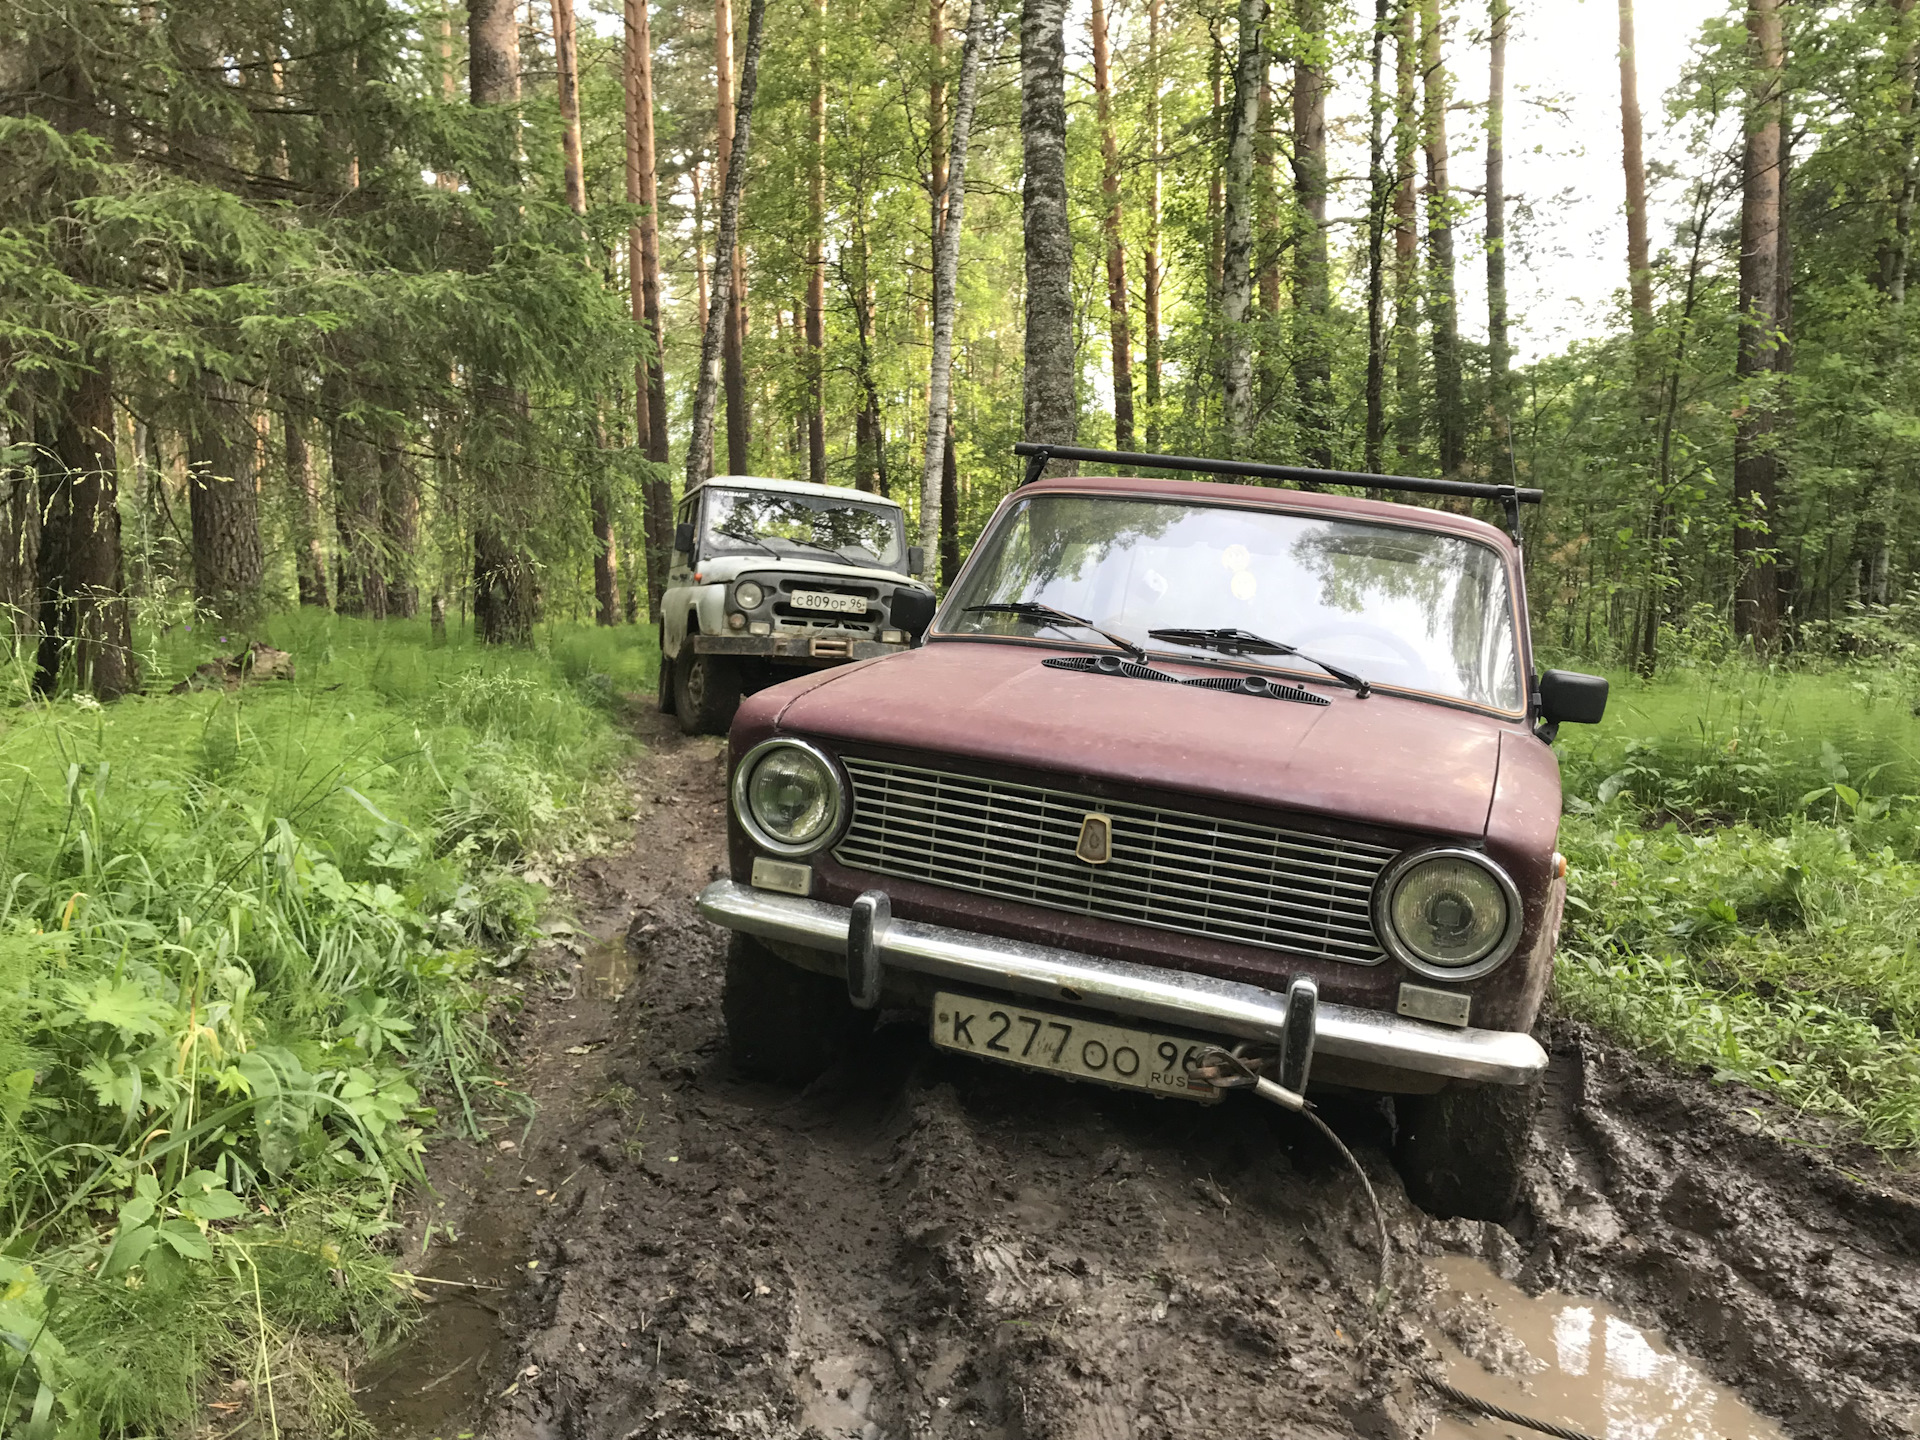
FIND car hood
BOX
[767,640,1508,839]
[698,555,920,587]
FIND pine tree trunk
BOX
[1021,0,1077,460]
[381,443,419,618]
[592,477,620,625]
[35,363,133,699]
[1292,0,1332,465]
[554,0,588,215]
[624,0,668,618]
[922,0,986,562]
[286,409,329,607]
[0,432,39,661]
[806,0,828,485]
[715,0,751,475]
[1144,0,1164,450]
[1392,0,1421,464]
[1733,0,1784,644]
[1221,0,1266,443]
[1420,0,1465,478]
[187,374,265,623]
[1891,0,1919,303]
[1091,0,1134,452]
[1486,0,1512,472]
[1364,0,1391,474]
[686,0,770,491]
[693,162,711,338]
[470,0,535,642]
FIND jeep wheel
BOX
[723,934,873,1084]
[656,628,676,715]
[1394,1079,1541,1222]
[673,650,740,735]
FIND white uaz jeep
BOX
[658,477,937,734]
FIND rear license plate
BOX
[790,589,866,614]
[931,991,1220,1102]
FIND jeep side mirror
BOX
[673,521,695,556]
[907,545,926,577]
[889,588,937,640]
[1539,669,1608,726]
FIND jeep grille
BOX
[833,757,1393,964]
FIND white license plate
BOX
[931,992,1220,1102]
[789,589,867,614]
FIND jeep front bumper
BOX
[692,633,907,662]
[696,879,1547,1086]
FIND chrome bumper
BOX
[697,880,1547,1086]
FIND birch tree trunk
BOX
[1092,0,1134,452]
[1392,0,1420,464]
[1221,0,1266,443]
[1733,0,1784,643]
[624,0,671,615]
[687,0,771,491]
[715,0,751,474]
[1292,0,1332,465]
[806,0,828,485]
[1364,0,1391,473]
[1486,0,1512,472]
[922,0,987,562]
[1021,0,1077,460]
[1618,0,1653,329]
[1420,0,1466,478]
[1144,0,1164,449]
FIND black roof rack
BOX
[1011,442,1541,544]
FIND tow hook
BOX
[1194,976,1319,1110]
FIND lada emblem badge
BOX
[1075,813,1114,865]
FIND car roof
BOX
[702,475,904,509]
[1020,472,1518,549]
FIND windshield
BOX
[702,488,905,569]
[944,493,1525,711]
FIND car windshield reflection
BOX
[703,488,905,569]
[943,493,1524,712]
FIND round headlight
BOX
[733,580,765,611]
[1375,848,1522,981]
[732,739,843,855]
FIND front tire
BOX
[722,934,872,1085]
[673,649,741,735]
[1394,1079,1541,1222]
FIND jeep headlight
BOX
[732,739,843,855]
[732,579,765,611]
[1375,848,1522,981]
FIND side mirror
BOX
[1539,669,1608,726]
[907,545,926,578]
[673,521,695,556]
[889,588,937,640]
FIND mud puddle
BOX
[1429,1254,1787,1440]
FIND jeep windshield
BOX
[943,493,1525,712]
[703,488,905,570]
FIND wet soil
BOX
[361,708,1920,1440]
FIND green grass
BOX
[0,612,656,1437]
[1554,664,1920,1151]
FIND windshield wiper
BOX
[965,602,1149,662]
[1147,626,1371,698]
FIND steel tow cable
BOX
[1194,1048,1601,1440]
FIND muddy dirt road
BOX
[362,711,1920,1440]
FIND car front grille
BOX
[834,757,1395,964]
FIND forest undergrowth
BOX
[1555,661,1920,1156]
[0,612,654,1438]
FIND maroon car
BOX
[698,444,1606,1219]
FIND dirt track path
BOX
[362,709,1920,1440]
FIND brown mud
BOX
[361,709,1920,1440]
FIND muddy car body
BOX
[658,477,936,734]
[699,446,1606,1217]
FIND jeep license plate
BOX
[789,589,866,614]
[931,992,1219,1102]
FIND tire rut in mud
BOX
[478,711,1920,1440]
